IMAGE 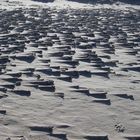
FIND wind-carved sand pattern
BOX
[0,0,140,140]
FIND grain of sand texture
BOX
[0,0,140,140]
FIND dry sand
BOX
[0,0,140,140]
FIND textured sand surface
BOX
[0,0,140,140]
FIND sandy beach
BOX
[0,0,140,139]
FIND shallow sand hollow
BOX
[0,0,140,140]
